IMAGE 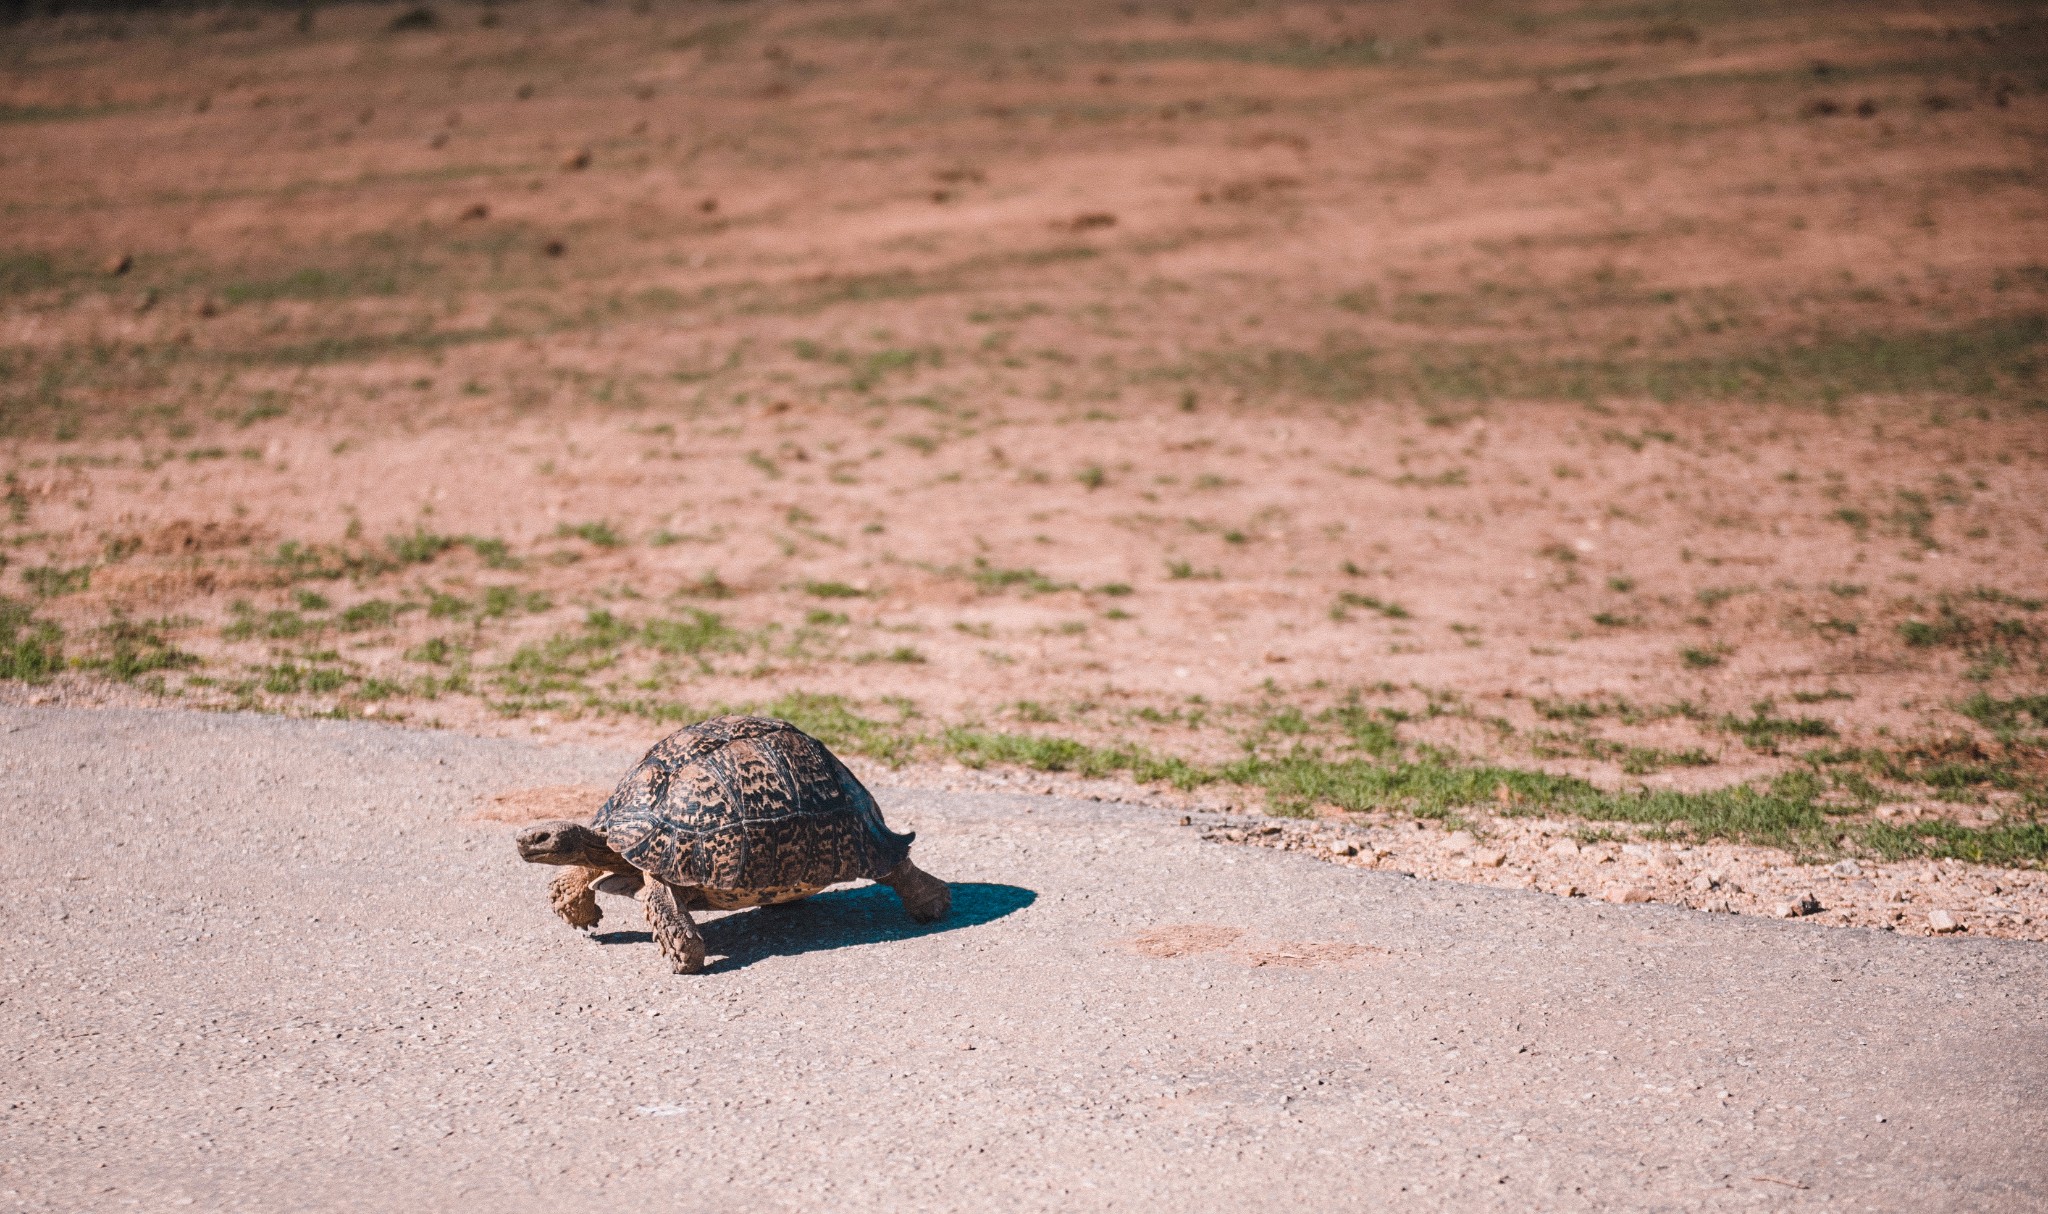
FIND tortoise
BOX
[514,715,950,973]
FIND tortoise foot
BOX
[880,858,951,923]
[646,881,707,974]
[548,867,604,931]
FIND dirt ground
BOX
[3,0,2045,931]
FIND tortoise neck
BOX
[564,824,635,872]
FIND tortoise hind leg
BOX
[548,865,606,930]
[645,880,707,974]
[878,858,951,923]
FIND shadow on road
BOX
[589,882,1037,972]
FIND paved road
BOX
[2,707,2043,1211]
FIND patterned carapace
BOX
[593,715,914,893]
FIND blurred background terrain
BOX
[2,0,2045,920]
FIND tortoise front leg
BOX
[548,865,606,930]
[878,858,951,923]
[645,879,707,974]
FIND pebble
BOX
[1772,892,1823,919]
[1471,849,1506,868]
[1927,909,1961,933]
[1602,885,1652,904]
[1547,840,1580,857]
[1832,859,1862,878]
[1328,841,1358,857]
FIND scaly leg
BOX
[548,865,606,930]
[878,858,951,923]
[645,880,707,974]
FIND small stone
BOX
[1831,859,1862,878]
[1690,873,1720,892]
[104,252,133,276]
[1328,841,1358,857]
[1602,884,1652,905]
[1446,831,1477,851]
[1927,909,1961,933]
[1471,849,1506,868]
[1548,840,1580,857]
[563,147,592,171]
[1701,898,1732,914]
[1772,892,1822,918]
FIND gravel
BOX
[3,706,2045,1211]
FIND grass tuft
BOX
[0,597,64,681]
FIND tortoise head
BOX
[515,820,622,868]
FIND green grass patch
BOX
[21,564,91,598]
[557,521,624,549]
[805,580,867,598]
[1719,700,1835,753]
[221,265,404,306]
[76,616,199,681]
[643,608,746,656]
[1184,314,2047,405]
[1334,592,1409,620]
[969,559,1073,595]
[1958,691,2048,738]
[0,597,63,681]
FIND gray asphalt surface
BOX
[2,706,2043,1212]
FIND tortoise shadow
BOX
[588,882,1036,972]
[587,882,1037,969]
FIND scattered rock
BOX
[104,253,133,276]
[1547,840,1580,857]
[1470,849,1506,869]
[563,147,591,171]
[461,202,490,221]
[1328,841,1358,857]
[1927,909,1961,934]
[1602,884,1652,905]
[1772,892,1823,919]
[1832,859,1862,878]
[1446,831,1478,851]
[1700,898,1732,914]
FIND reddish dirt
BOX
[3,0,2045,928]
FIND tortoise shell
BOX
[592,715,912,895]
